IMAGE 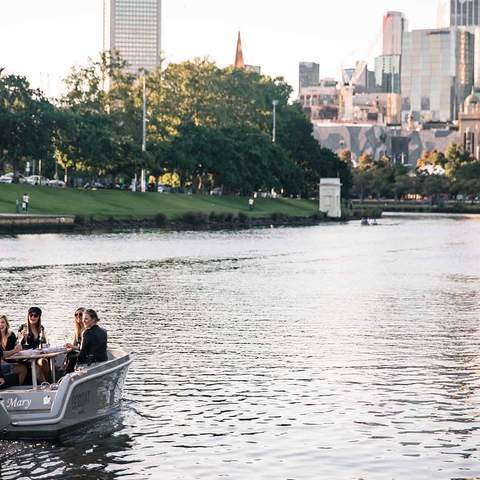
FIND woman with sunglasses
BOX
[64,307,85,373]
[18,307,49,383]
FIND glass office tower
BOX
[401,28,474,123]
[103,0,162,74]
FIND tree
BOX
[445,143,473,180]
[0,73,55,177]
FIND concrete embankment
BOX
[0,214,76,233]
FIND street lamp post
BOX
[272,100,278,143]
[141,74,147,193]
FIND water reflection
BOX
[1,218,480,479]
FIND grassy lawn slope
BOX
[0,185,318,220]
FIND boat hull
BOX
[0,349,131,439]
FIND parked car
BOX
[83,181,105,190]
[0,172,26,184]
[47,179,66,188]
[210,187,223,196]
[25,175,49,186]
[157,184,173,193]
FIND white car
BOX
[47,179,66,188]
[0,172,26,184]
[25,175,49,186]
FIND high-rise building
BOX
[437,0,480,28]
[383,11,407,55]
[103,0,162,74]
[401,28,474,124]
[299,62,320,89]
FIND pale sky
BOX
[0,0,439,97]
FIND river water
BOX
[0,215,480,480]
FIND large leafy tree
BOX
[0,72,55,177]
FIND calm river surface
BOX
[1,215,480,479]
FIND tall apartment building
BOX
[401,28,474,124]
[103,0,162,74]
[299,62,320,89]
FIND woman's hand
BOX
[65,343,74,351]
[0,378,5,386]
[13,344,21,354]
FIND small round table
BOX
[10,348,67,388]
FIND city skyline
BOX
[1,0,439,97]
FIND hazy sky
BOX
[1,0,439,96]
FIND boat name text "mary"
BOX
[6,397,31,410]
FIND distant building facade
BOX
[103,0,162,74]
[437,0,480,28]
[459,90,480,158]
[298,79,339,120]
[299,62,320,89]
[401,28,474,124]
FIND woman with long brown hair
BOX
[64,307,85,373]
[0,314,26,385]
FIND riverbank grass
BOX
[0,184,318,220]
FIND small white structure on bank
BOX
[319,178,342,218]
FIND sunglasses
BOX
[75,313,83,317]
[29,313,40,318]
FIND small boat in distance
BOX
[0,347,131,439]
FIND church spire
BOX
[234,31,245,69]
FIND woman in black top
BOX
[64,307,85,373]
[75,309,108,366]
[0,314,27,384]
[18,307,49,383]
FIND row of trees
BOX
[0,55,352,198]
[349,144,480,201]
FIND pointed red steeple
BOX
[234,31,245,69]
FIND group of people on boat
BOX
[0,306,108,389]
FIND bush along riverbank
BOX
[72,210,333,233]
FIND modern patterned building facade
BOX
[103,0,162,74]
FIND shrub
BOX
[310,212,326,222]
[154,213,167,227]
[237,212,249,225]
[74,214,87,226]
[270,212,289,223]
[182,211,209,226]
